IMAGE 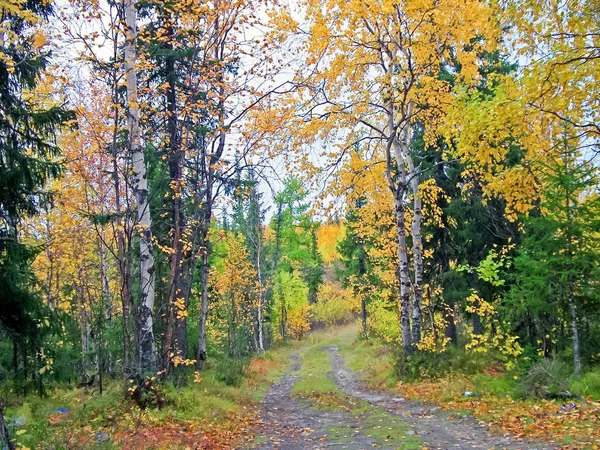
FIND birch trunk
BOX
[124,0,156,374]
[387,104,412,350]
[394,189,412,350]
[383,46,413,350]
[256,240,265,352]
[406,152,423,346]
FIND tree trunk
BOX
[410,195,423,345]
[444,300,457,345]
[256,241,265,352]
[568,277,581,375]
[407,155,423,346]
[197,247,210,369]
[111,86,133,376]
[162,13,188,374]
[361,297,368,337]
[230,293,237,357]
[98,239,112,321]
[393,186,412,350]
[0,398,16,450]
[108,8,133,378]
[124,0,156,374]
[386,82,413,351]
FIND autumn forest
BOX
[1,0,599,448]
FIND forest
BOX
[0,0,599,448]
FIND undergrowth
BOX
[2,349,289,449]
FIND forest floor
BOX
[247,326,556,450]
[7,324,600,449]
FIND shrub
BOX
[570,369,600,400]
[312,282,354,327]
[394,345,501,381]
[215,358,249,387]
[128,375,164,409]
[515,359,572,399]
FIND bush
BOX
[570,369,600,400]
[129,375,164,409]
[515,359,572,399]
[367,302,400,343]
[312,282,354,327]
[215,358,249,387]
[394,345,501,381]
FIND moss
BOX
[357,407,423,449]
[325,424,361,443]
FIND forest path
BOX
[325,346,555,450]
[250,338,556,450]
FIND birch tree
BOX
[124,0,157,374]
[273,0,496,349]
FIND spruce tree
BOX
[0,0,74,390]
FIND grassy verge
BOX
[338,336,397,390]
[397,372,600,449]
[4,350,290,449]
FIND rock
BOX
[8,415,26,428]
[95,431,110,443]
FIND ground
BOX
[249,330,556,450]
[9,324,596,449]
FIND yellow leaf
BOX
[32,33,45,48]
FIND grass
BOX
[570,369,600,399]
[358,407,422,449]
[4,348,290,449]
[339,334,397,389]
[288,324,423,449]
[293,347,339,396]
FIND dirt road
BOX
[253,346,555,450]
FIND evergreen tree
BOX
[0,0,74,391]
[508,133,600,374]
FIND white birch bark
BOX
[124,0,156,374]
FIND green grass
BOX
[325,403,424,449]
[6,381,124,449]
[471,372,516,397]
[358,407,422,449]
[570,369,600,400]
[4,348,292,449]
[324,424,358,443]
[293,347,339,396]
[339,335,397,389]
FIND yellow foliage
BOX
[312,281,355,326]
[316,222,345,263]
[287,305,312,340]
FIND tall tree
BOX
[124,0,157,374]
[273,0,496,349]
[0,0,74,390]
[509,133,600,374]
